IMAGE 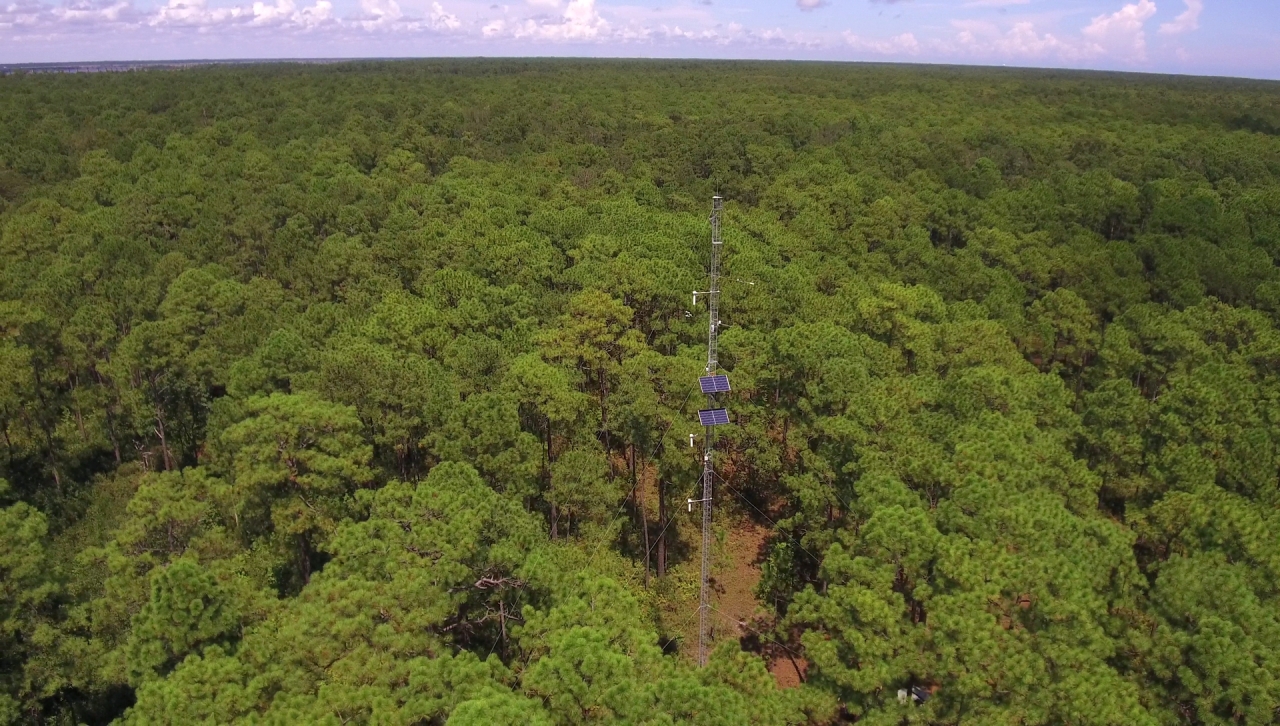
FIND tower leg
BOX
[698,435,713,666]
[697,195,723,667]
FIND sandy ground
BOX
[715,518,807,688]
[714,519,767,637]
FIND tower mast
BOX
[698,195,723,667]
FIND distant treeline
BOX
[0,58,351,77]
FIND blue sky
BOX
[2,0,1277,80]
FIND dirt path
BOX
[715,519,767,638]
[715,518,806,688]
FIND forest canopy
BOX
[2,59,1280,724]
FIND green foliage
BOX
[211,391,373,588]
[125,559,240,683]
[2,59,1279,724]
[0,478,57,714]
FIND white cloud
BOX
[150,0,244,27]
[149,0,335,28]
[358,0,400,25]
[995,21,1069,56]
[1159,0,1201,34]
[2,0,140,30]
[1082,0,1157,61]
[843,30,919,54]
[557,0,606,37]
[360,0,399,20]
[951,18,1081,59]
[0,0,1208,63]
[487,0,608,40]
[52,0,131,24]
[350,0,453,30]
[253,0,333,27]
[429,1,458,29]
[0,1,41,29]
[948,0,1169,63]
[625,22,819,47]
[5,0,469,34]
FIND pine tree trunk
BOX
[635,443,649,588]
[298,534,312,585]
[74,400,86,441]
[657,477,667,577]
[547,417,557,539]
[600,369,611,477]
[105,407,121,463]
[155,404,174,471]
[1,411,13,463]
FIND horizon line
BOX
[3,56,1279,84]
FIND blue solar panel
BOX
[698,408,730,426]
[699,375,731,394]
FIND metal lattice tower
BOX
[698,195,723,667]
